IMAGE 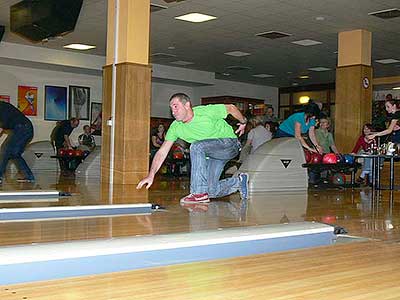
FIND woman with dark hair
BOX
[351,123,377,184]
[275,102,322,153]
[368,99,400,144]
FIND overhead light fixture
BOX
[292,83,299,86]
[368,8,400,19]
[393,87,400,90]
[222,72,231,76]
[252,74,274,78]
[308,67,331,72]
[375,58,400,64]
[299,75,310,79]
[315,16,325,21]
[291,39,322,46]
[224,51,251,57]
[170,60,194,66]
[175,13,217,23]
[64,43,96,50]
[299,96,310,104]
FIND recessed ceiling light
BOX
[287,71,292,74]
[63,44,96,50]
[292,83,299,86]
[375,58,400,64]
[308,67,331,72]
[291,39,322,46]
[299,75,310,79]
[252,74,274,78]
[168,46,176,50]
[175,13,217,23]
[222,73,231,76]
[315,16,325,21]
[393,87,400,90]
[224,51,251,57]
[170,60,194,66]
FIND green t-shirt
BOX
[165,104,237,143]
[315,128,335,153]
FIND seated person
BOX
[78,125,96,151]
[351,123,376,184]
[239,116,272,162]
[315,117,339,154]
[150,124,166,160]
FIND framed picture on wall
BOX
[44,86,67,121]
[90,102,102,136]
[69,85,90,120]
[18,85,38,116]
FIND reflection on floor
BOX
[1,171,400,247]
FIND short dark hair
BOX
[83,125,90,130]
[304,102,320,119]
[169,93,191,104]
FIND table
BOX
[302,162,361,187]
[354,154,400,190]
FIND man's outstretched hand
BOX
[136,176,154,190]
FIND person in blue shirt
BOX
[275,102,322,153]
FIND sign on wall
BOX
[0,95,10,103]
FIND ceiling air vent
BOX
[369,8,400,19]
[151,53,177,59]
[226,66,251,71]
[256,31,291,39]
[150,3,167,13]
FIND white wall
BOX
[151,82,194,118]
[0,65,102,145]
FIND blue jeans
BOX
[190,138,240,198]
[275,129,293,138]
[0,123,34,180]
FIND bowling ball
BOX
[58,148,67,156]
[304,149,312,163]
[343,154,355,164]
[322,153,337,164]
[75,149,84,156]
[66,149,75,156]
[331,173,346,185]
[173,152,184,160]
[310,153,323,164]
[335,153,345,163]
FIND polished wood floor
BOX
[1,171,400,299]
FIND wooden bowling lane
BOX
[2,241,400,300]
[2,171,400,247]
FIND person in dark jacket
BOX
[0,101,35,183]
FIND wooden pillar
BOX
[335,29,372,153]
[102,0,151,185]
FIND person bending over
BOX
[137,93,249,204]
[0,101,35,183]
[275,102,322,153]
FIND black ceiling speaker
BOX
[10,0,83,42]
[0,26,4,42]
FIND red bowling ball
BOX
[75,149,84,156]
[322,153,337,164]
[310,153,323,164]
[66,149,75,156]
[304,149,312,163]
[58,148,67,156]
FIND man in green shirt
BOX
[137,93,249,204]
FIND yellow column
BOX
[335,29,372,153]
[102,0,151,186]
